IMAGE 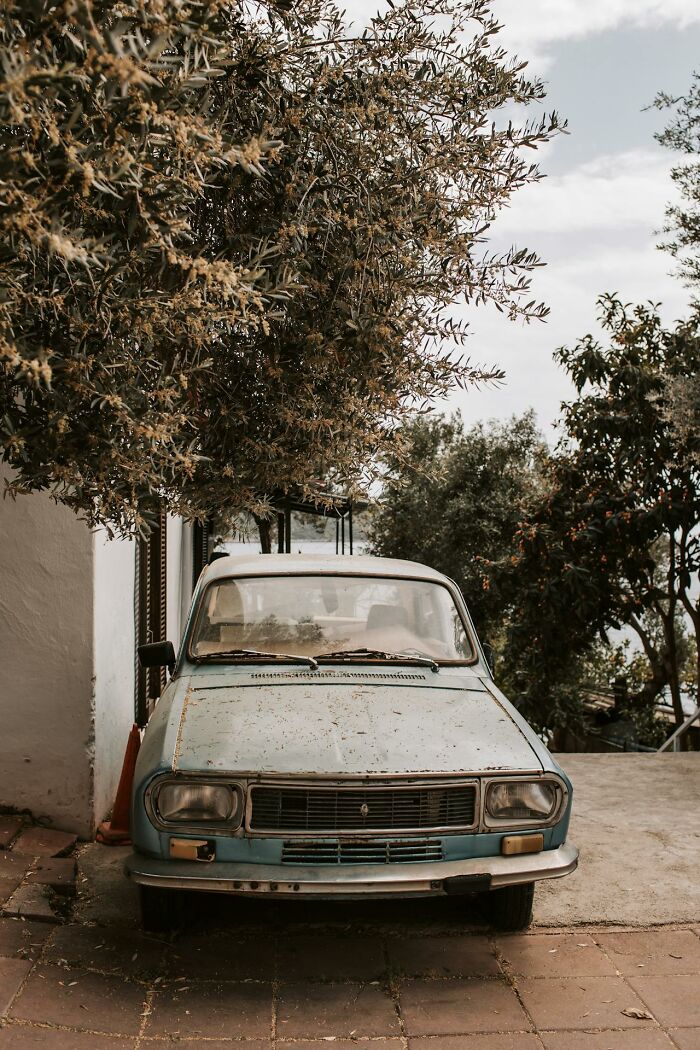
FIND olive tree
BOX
[1,0,562,534]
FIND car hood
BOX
[167,670,543,776]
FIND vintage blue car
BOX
[128,554,577,931]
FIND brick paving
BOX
[1,913,700,1048]
[1,818,700,1047]
[0,815,79,926]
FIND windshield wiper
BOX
[315,647,439,672]
[197,648,318,670]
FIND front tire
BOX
[487,882,534,931]
[139,884,185,932]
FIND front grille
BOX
[281,839,444,865]
[249,782,477,834]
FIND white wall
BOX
[166,515,192,649]
[179,520,194,644]
[91,518,194,829]
[0,469,95,836]
[0,482,194,836]
[92,531,136,828]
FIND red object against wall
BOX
[96,724,141,845]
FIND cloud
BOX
[494,0,700,58]
[492,149,674,237]
[340,1,700,43]
[439,144,689,429]
[338,1,700,80]
[443,237,691,432]
[492,1,700,74]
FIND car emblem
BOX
[360,803,370,818]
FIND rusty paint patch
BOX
[173,685,194,771]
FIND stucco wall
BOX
[1,483,193,836]
[92,531,137,829]
[92,518,193,830]
[166,515,189,648]
[0,470,95,836]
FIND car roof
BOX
[202,552,450,585]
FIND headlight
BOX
[156,782,239,824]
[486,780,558,822]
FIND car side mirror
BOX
[482,642,496,676]
[138,640,176,673]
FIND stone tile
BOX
[627,974,700,1027]
[0,852,35,906]
[25,858,77,895]
[539,1032,675,1050]
[146,980,272,1039]
[161,1044,270,1050]
[0,957,32,1015]
[410,1036,541,1049]
[517,975,655,1031]
[277,981,400,1038]
[0,918,51,961]
[167,931,275,980]
[0,816,24,850]
[0,850,30,899]
[278,933,385,980]
[496,934,616,978]
[0,1028,136,1048]
[163,1044,270,1050]
[400,977,528,1036]
[46,924,167,977]
[3,884,60,923]
[597,930,700,976]
[668,1030,700,1050]
[12,828,77,859]
[285,1043,402,1050]
[0,876,25,906]
[388,935,500,978]
[0,851,30,875]
[9,964,146,1034]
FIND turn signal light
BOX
[501,833,544,856]
[170,838,215,862]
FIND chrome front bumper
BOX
[125,842,578,899]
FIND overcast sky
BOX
[344,0,700,437]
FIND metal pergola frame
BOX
[271,493,365,555]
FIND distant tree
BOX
[654,70,700,291]
[0,0,562,535]
[368,410,546,644]
[504,296,700,739]
[653,70,700,489]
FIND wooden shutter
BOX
[192,519,211,587]
[150,507,168,699]
[136,509,168,726]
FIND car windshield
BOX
[190,575,473,662]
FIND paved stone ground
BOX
[2,753,700,1047]
[1,911,700,1047]
[0,815,78,923]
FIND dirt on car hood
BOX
[169,671,543,776]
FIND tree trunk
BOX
[254,514,272,554]
[660,533,688,749]
[676,527,700,721]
